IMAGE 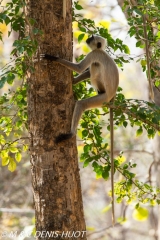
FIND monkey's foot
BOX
[40,54,59,61]
[55,133,73,143]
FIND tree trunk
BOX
[26,1,86,239]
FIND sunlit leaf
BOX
[2,157,9,166]
[15,152,22,162]
[8,158,17,172]
[133,207,149,221]
[101,204,111,213]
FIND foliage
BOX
[0,0,41,171]
[73,0,160,208]
[0,0,160,214]
[73,1,132,69]
[123,0,160,91]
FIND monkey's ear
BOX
[97,42,101,48]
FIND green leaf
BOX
[131,163,137,168]
[123,163,128,169]
[123,121,128,128]
[82,129,88,138]
[15,6,19,14]
[75,2,83,10]
[16,120,23,128]
[136,127,143,137]
[136,40,142,47]
[134,8,142,16]
[78,23,86,33]
[4,16,10,25]
[144,183,152,190]
[102,170,109,180]
[7,73,15,85]
[155,80,160,87]
[83,158,91,168]
[17,94,23,100]
[92,161,99,170]
[96,169,102,179]
[147,128,156,139]
[116,196,122,203]
[123,45,130,54]
[157,199,160,205]
[0,76,7,88]
[83,144,91,153]
[78,33,85,43]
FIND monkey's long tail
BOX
[110,107,115,226]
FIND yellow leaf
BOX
[82,44,90,53]
[15,152,22,162]
[23,145,28,151]
[73,31,88,41]
[0,150,8,158]
[117,155,126,164]
[141,59,147,66]
[98,20,110,29]
[117,217,127,224]
[133,207,149,221]
[101,204,111,213]
[8,158,17,172]
[10,147,18,153]
[0,135,5,144]
[0,23,8,33]
[96,173,102,179]
[2,157,9,166]
[86,226,95,231]
[72,21,78,29]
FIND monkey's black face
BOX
[86,35,94,44]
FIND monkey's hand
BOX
[55,133,73,143]
[40,54,59,61]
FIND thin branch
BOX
[143,14,154,101]
[106,103,160,132]
[0,137,29,151]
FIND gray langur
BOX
[41,35,119,225]
[41,35,119,143]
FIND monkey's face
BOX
[86,35,106,50]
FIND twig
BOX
[143,14,154,101]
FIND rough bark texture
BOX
[26,1,86,239]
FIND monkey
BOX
[41,34,119,225]
[41,35,119,143]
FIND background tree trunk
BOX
[26,1,86,239]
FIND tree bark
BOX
[26,1,86,239]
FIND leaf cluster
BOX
[124,0,160,90]
[73,1,132,68]
[0,0,41,171]
[72,1,160,205]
